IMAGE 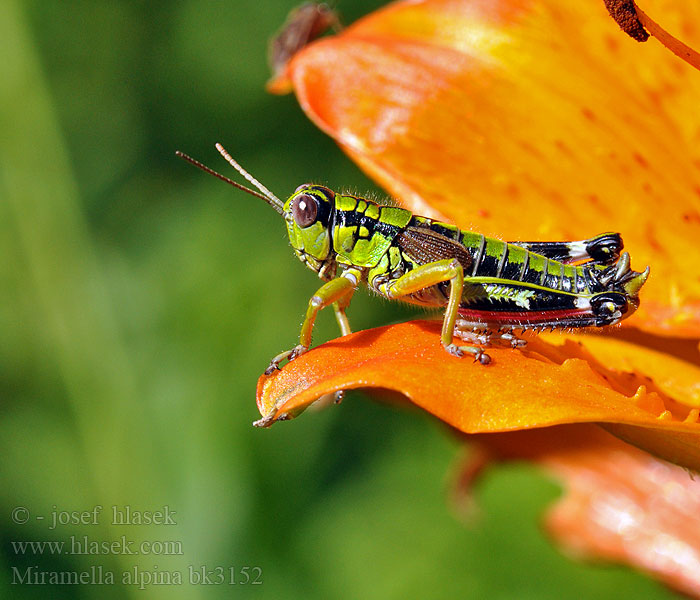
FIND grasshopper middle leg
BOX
[380,259,491,364]
[453,325,528,351]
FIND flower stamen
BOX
[603,0,700,71]
[602,0,649,42]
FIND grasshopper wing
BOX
[396,226,473,271]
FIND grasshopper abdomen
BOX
[385,215,648,335]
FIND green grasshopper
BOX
[178,143,649,383]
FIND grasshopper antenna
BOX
[176,145,284,215]
[214,143,283,210]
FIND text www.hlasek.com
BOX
[12,536,183,556]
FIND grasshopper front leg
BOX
[265,269,360,375]
[380,259,490,364]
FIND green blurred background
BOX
[0,0,678,598]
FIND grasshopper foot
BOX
[472,350,492,365]
[453,325,526,355]
[444,343,491,365]
[265,344,308,375]
[499,332,527,349]
[445,342,464,357]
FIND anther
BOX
[602,0,649,42]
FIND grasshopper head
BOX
[283,184,335,269]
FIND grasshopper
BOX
[178,144,649,378]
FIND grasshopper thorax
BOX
[283,184,336,273]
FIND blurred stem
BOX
[0,0,165,553]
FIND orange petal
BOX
[286,0,700,335]
[473,425,700,598]
[256,321,700,470]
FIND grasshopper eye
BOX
[291,193,318,228]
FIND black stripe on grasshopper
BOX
[509,233,623,265]
[176,145,650,406]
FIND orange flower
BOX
[261,0,700,593]
[260,0,700,455]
